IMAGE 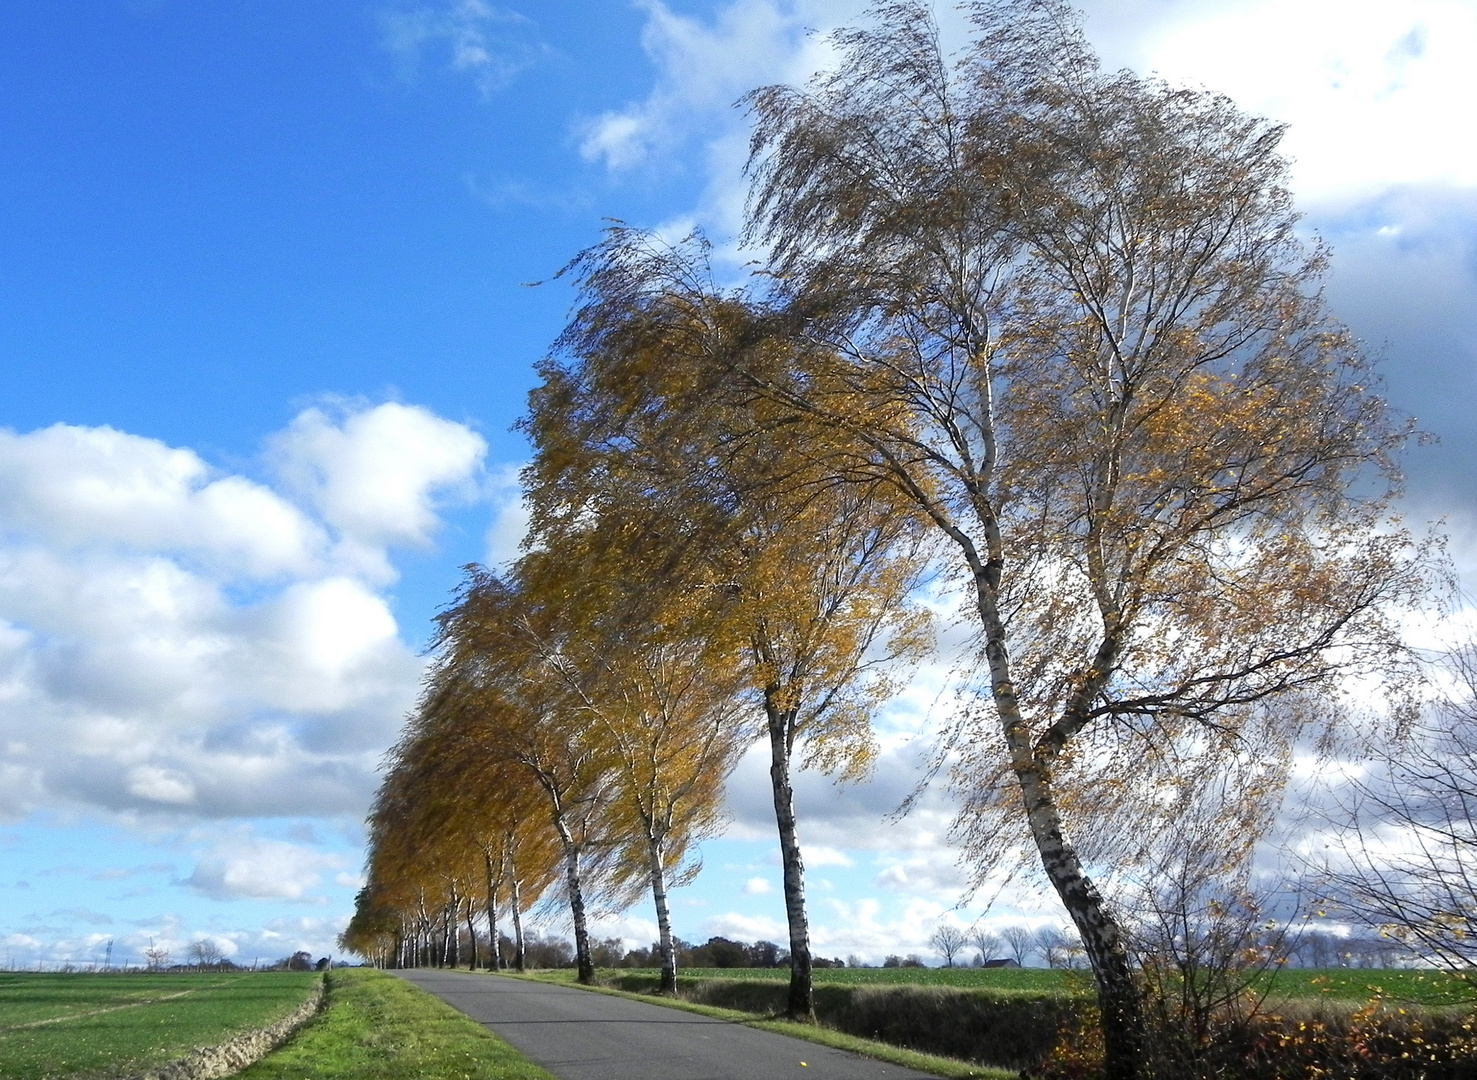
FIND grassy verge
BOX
[239,968,557,1080]
[504,970,1014,1080]
[0,972,317,1080]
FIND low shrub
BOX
[1028,996,1477,1080]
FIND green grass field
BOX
[240,969,555,1080]
[678,965,1084,992]
[0,971,318,1080]
[669,964,1474,1004]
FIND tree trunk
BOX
[648,834,677,995]
[510,869,526,972]
[767,701,814,1022]
[484,847,502,971]
[444,896,459,968]
[974,574,1143,1080]
[550,813,595,984]
[464,896,478,971]
[564,839,594,983]
[1017,758,1142,1080]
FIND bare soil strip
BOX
[124,978,325,1080]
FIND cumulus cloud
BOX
[803,846,854,868]
[872,850,968,899]
[1100,0,1477,204]
[184,835,348,902]
[0,402,491,822]
[741,876,772,895]
[269,402,486,581]
[0,424,324,577]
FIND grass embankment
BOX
[240,968,556,1080]
[0,971,317,1080]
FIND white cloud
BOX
[269,402,486,581]
[742,876,772,895]
[127,767,197,806]
[264,578,400,685]
[0,403,493,822]
[1098,0,1477,205]
[578,0,822,173]
[585,911,660,947]
[701,910,789,943]
[0,424,324,578]
[483,462,529,569]
[184,835,348,902]
[802,845,854,868]
[872,850,966,899]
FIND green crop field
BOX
[582,964,1473,1005]
[1258,967,1476,1006]
[0,971,319,1080]
[675,966,1085,993]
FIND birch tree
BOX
[526,280,932,1018]
[538,2,1432,1073]
[429,569,630,985]
[514,524,754,994]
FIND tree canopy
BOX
[348,5,1438,1075]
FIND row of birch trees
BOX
[348,3,1441,1076]
[343,305,934,1013]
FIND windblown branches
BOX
[350,252,930,993]
[1323,643,1477,980]
[350,7,1439,1075]
[737,2,1432,1076]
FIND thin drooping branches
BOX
[1323,643,1477,981]
[717,2,1427,1074]
[523,274,933,1018]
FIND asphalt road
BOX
[396,969,939,1080]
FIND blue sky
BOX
[0,0,1474,968]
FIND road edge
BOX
[490,971,1008,1080]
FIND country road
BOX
[396,970,938,1080]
